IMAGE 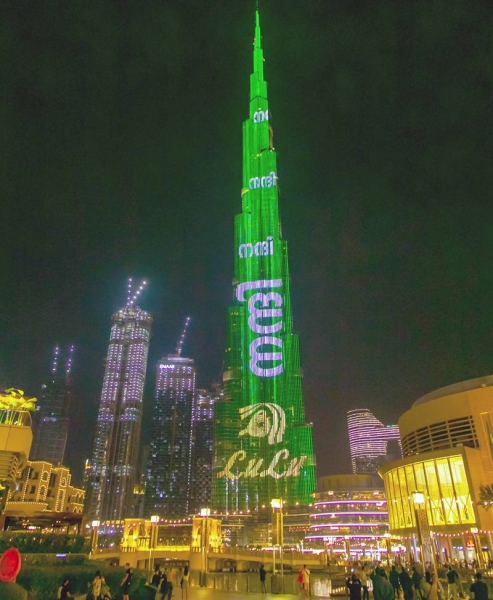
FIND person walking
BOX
[298,567,304,591]
[370,568,384,600]
[181,566,190,600]
[346,573,362,600]
[398,568,414,600]
[301,564,311,597]
[470,573,488,600]
[446,566,459,600]
[259,564,267,593]
[356,566,370,600]
[121,563,132,600]
[389,566,400,598]
[381,569,397,600]
[156,572,169,600]
[412,567,423,600]
[92,571,105,600]
[166,567,177,600]
[421,571,439,600]
[58,578,71,600]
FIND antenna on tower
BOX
[176,317,191,356]
[66,345,75,375]
[51,346,60,381]
[125,278,148,308]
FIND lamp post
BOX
[148,515,159,580]
[90,520,100,558]
[412,491,440,572]
[470,527,483,568]
[271,498,284,592]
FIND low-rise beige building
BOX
[380,375,493,565]
[2,460,85,532]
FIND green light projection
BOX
[213,11,316,511]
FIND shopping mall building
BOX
[379,375,493,566]
[306,473,394,561]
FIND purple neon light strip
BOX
[310,523,389,529]
[315,500,386,506]
[311,511,388,517]
[305,535,388,540]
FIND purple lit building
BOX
[347,408,401,474]
[85,281,152,521]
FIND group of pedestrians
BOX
[56,564,132,600]
[90,565,132,600]
[346,562,490,600]
[150,565,190,600]
[346,564,440,600]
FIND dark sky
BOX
[2,1,493,485]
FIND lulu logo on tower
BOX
[213,10,316,512]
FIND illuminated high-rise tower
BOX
[145,318,195,518]
[213,11,316,511]
[31,345,74,465]
[85,279,152,521]
[347,409,401,474]
[189,385,220,515]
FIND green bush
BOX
[0,581,28,600]
[0,532,90,554]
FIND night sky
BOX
[2,1,492,485]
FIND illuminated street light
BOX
[148,516,159,579]
[90,520,100,558]
[411,491,440,579]
[271,498,284,592]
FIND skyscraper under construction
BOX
[31,345,74,466]
[85,280,152,521]
[213,11,316,512]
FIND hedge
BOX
[0,532,90,554]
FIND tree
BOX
[478,484,493,510]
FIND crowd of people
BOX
[149,565,190,600]
[54,560,491,600]
[345,563,489,600]
[55,563,133,600]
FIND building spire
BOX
[254,3,264,81]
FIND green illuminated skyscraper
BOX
[213,11,316,512]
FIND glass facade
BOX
[213,11,316,511]
[384,456,474,531]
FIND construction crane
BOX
[126,277,148,308]
[176,317,191,356]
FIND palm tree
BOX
[478,484,493,510]
[0,388,36,425]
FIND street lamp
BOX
[271,498,284,592]
[148,515,159,579]
[412,491,440,573]
[90,520,100,558]
[470,527,483,568]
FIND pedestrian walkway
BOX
[74,581,333,600]
[167,590,312,600]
